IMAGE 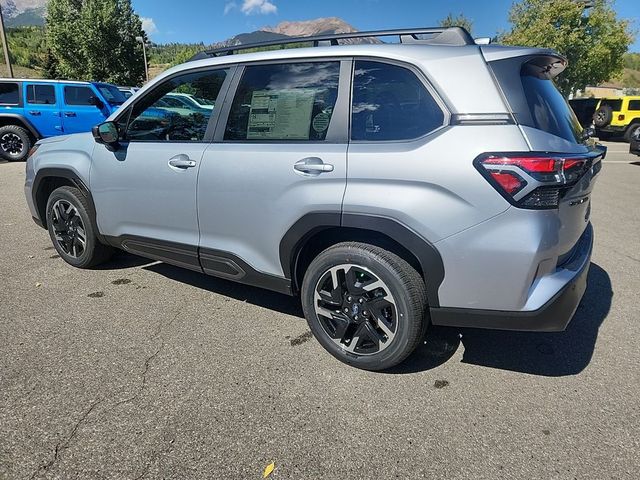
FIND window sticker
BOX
[247,89,315,140]
[312,112,331,133]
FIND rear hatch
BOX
[481,46,604,256]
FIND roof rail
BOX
[190,27,474,61]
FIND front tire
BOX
[0,125,31,162]
[624,123,640,143]
[301,242,427,371]
[46,186,113,268]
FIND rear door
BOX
[23,82,62,137]
[197,59,350,279]
[61,84,109,133]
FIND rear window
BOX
[0,82,19,105]
[600,99,622,111]
[521,75,582,143]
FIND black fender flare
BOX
[0,113,42,139]
[32,168,106,243]
[279,212,445,307]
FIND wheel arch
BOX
[280,212,445,307]
[32,168,104,242]
[0,114,41,143]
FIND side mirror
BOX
[89,96,104,109]
[92,121,120,149]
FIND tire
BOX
[0,125,31,162]
[624,123,640,143]
[45,186,113,268]
[301,242,427,371]
[593,105,613,128]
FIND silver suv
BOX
[24,28,603,370]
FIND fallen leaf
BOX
[35,282,42,288]
[263,462,275,478]
[28,255,35,259]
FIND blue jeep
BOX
[0,79,127,161]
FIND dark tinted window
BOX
[126,68,228,142]
[95,84,127,105]
[521,75,582,143]
[64,86,96,106]
[628,100,640,111]
[27,84,56,105]
[0,82,19,105]
[351,61,444,141]
[600,99,622,111]
[225,62,340,141]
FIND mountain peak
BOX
[262,17,359,37]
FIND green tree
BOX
[439,13,473,34]
[46,0,146,85]
[501,0,634,96]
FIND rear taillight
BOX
[475,153,598,209]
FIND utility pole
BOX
[0,4,13,78]
[136,36,149,83]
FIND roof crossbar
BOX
[190,27,474,61]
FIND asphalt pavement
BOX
[1,141,638,479]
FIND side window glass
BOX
[628,100,640,111]
[126,68,228,142]
[27,85,56,105]
[224,62,340,142]
[0,83,19,105]
[64,86,96,106]
[351,61,444,141]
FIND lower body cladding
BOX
[430,219,593,332]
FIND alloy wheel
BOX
[313,264,398,355]
[51,200,87,258]
[1,132,24,156]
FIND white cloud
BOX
[224,2,237,15]
[241,0,277,15]
[141,17,158,36]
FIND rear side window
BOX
[351,61,444,141]
[27,85,56,105]
[600,99,622,111]
[64,86,95,106]
[628,100,640,111]
[521,75,582,143]
[0,82,19,105]
[224,62,340,141]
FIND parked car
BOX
[0,79,126,161]
[167,92,215,110]
[593,96,640,141]
[569,97,599,128]
[24,27,604,370]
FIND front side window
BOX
[224,61,340,141]
[27,85,56,105]
[351,61,444,141]
[0,82,19,105]
[64,86,96,106]
[628,100,640,111]
[126,68,228,142]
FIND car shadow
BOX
[94,250,158,270]
[143,261,304,318]
[391,263,612,377]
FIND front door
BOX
[61,84,109,134]
[91,67,232,268]
[23,83,62,137]
[197,60,349,279]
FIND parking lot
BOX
[1,141,638,479]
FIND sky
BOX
[133,0,640,51]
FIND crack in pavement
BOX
[28,399,104,480]
[27,306,185,479]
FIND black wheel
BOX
[301,242,427,371]
[624,123,640,143]
[593,105,613,128]
[0,125,31,162]
[46,186,113,268]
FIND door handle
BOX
[294,157,334,175]
[64,112,77,117]
[28,111,41,116]
[168,154,197,169]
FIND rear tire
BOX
[46,186,113,268]
[0,125,31,162]
[301,242,427,371]
[624,123,640,143]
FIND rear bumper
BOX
[430,224,593,332]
